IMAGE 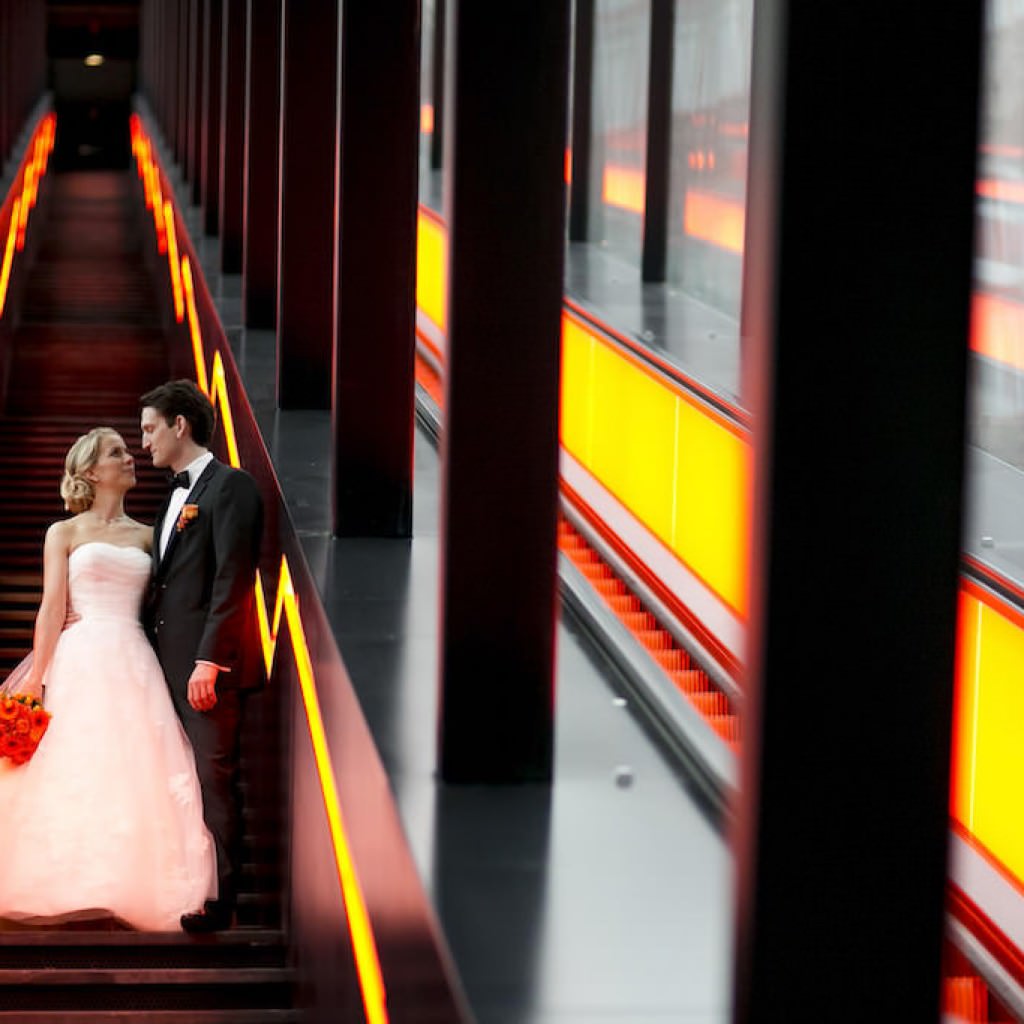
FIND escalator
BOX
[0,169,295,1021]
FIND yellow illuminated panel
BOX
[586,339,678,546]
[416,210,447,334]
[952,586,1024,883]
[559,316,596,458]
[560,309,751,617]
[134,120,390,1024]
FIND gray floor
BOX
[179,216,735,1020]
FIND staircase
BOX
[0,170,295,1021]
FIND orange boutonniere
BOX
[0,695,51,765]
[176,503,200,532]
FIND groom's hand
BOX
[188,662,219,711]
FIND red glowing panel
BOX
[971,292,1024,373]
[977,178,1024,205]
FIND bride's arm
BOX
[24,522,71,698]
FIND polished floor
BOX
[173,198,736,1022]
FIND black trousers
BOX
[169,685,244,909]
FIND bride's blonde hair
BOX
[60,427,120,513]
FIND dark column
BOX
[276,0,339,409]
[732,2,983,1022]
[437,1,571,783]
[218,0,246,272]
[242,0,281,327]
[201,0,223,236]
[0,0,9,161]
[429,0,445,172]
[332,1,420,537]
[177,0,191,167]
[189,0,206,205]
[166,0,180,150]
[641,0,673,282]
[567,0,595,242]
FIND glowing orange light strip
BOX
[181,257,211,397]
[134,120,389,1022]
[253,560,389,1023]
[420,103,434,135]
[0,198,21,316]
[163,200,185,322]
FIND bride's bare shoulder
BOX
[43,518,74,553]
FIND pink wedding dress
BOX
[0,541,216,930]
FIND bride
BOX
[0,427,216,930]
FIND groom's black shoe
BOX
[181,900,235,933]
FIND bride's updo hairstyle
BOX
[60,427,120,513]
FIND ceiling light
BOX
[84,54,105,68]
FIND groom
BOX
[140,380,264,933]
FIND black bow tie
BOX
[170,471,191,490]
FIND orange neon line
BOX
[16,166,33,250]
[253,559,389,1023]
[420,103,434,135]
[151,169,167,253]
[564,147,572,185]
[164,200,185,322]
[181,257,211,397]
[207,352,241,471]
[0,198,21,317]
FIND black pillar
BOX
[732,2,983,1022]
[189,0,206,205]
[437,1,571,783]
[218,0,246,272]
[331,1,420,537]
[177,0,190,164]
[641,0,673,282]
[568,0,595,243]
[201,0,223,236]
[166,0,180,151]
[242,0,281,328]
[429,0,445,172]
[276,0,338,409]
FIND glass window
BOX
[590,0,651,264]
[667,0,753,323]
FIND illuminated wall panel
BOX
[952,585,1024,884]
[561,310,751,618]
[416,210,447,334]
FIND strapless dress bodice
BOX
[68,541,151,624]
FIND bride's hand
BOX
[19,673,43,703]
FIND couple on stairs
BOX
[0,379,263,934]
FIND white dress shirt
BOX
[159,451,214,559]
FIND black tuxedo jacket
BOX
[144,458,265,696]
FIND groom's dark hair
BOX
[140,380,216,446]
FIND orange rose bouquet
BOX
[0,695,51,766]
